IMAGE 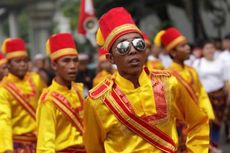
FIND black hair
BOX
[224,34,230,40]
[200,39,215,49]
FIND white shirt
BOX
[185,55,197,66]
[218,50,230,80]
[159,54,172,68]
[193,58,226,93]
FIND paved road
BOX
[219,125,230,153]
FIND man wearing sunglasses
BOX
[84,7,209,153]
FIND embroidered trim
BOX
[51,91,84,134]
[4,83,36,120]
[89,79,111,99]
[104,24,141,50]
[166,36,186,51]
[171,70,198,103]
[6,51,28,59]
[113,80,168,122]
[104,89,176,153]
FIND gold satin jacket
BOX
[36,80,85,153]
[84,69,210,153]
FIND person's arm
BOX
[83,97,105,153]
[36,98,56,153]
[195,70,215,120]
[0,88,13,153]
[173,77,210,153]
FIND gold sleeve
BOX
[36,99,56,153]
[173,77,210,153]
[83,97,106,153]
[195,71,215,120]
[0,88,13,152]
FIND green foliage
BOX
[18,10,29,42]
[62,0,80,30]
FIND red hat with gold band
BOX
[1,38,28,60]
[161,27,186,52]
[46,33,78,61]
[0,52,7,66]
[96,7,142,52]
[154,30,165,47]
[98,47,108,62]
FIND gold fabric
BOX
[36,80,84,153]
[84,70,210,153]
[168,62,215,119]
[0,73,45,152]
[93,70,112,87]
[146,59,164,70]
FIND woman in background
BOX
[193,40,228,153]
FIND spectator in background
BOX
[193,40,228,153]
[93,48,113,87]
[219,34,230,143]
[76,53,95,96]
[213,37,223,56]
[32,53,49,85]
[185,42,203,66]
[44,57,55,86]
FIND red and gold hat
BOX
[96,7,142,51]
[161,27,186,52]
[142,32,151,47]
[46,33,78,61]
[0,52,7,66]
[98,47,108,62]
[1,38,28,60]
[154,30,165,47]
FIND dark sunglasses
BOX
[116,38,146,55]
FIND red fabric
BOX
[98,47,107,57]
[78,0,96,35]
[103,87,176,153]
[48,33,76,53]
[161,27,182,47]
[99,7,135,40]
[0,52,5,60]
[4,38,26,53]
[98,7,142,51]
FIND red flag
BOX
[78,0,97,35]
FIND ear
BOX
[106,53,115,64]
[51,61,57,71]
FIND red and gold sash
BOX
[171,70,198,103]
[4,82,36,120]
[51,91,84,134]
[103,80,176,153]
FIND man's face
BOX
[202,43,216,59]
[8,56,29,78]
[33,58,44,69]
[107,33,147,76]
[52,55,79,82]
[0,63,8,81]
[171,40,190,61]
